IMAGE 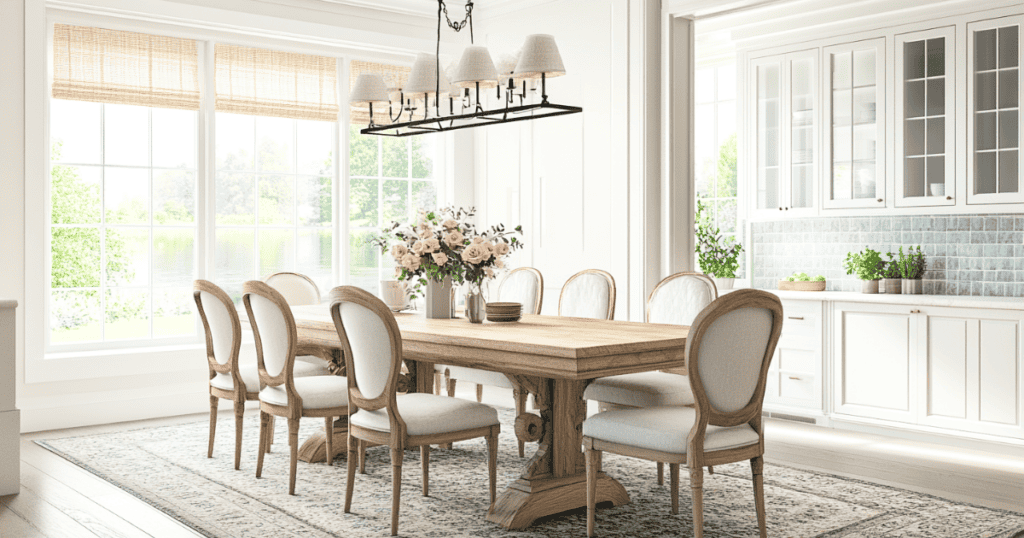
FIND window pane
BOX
[105,167,150,225]
[382,137,408,178]
[152,108,196,169]
[50,290,101,344]
[411,136,435,179]
[256,116,295,173]
[259,229,294,277]
[298,229,332,292]
[51,227,100,288]
[104,104,150,167]
[106,228,150,287]
[349,177,378,227]
[217,113,255,170]
[348,230,379,295]
[154,170,195,225]
[105,289,149,340]
[349,127,379,176]
[51,165,101,224]
[258,175,295,225]
[51,99,101,164]
[382,180,408,223]
[297,176,332,227]
[153,287,194,338]
[695,68,715,103]
[411,180,437,213]
[297,119,333,175]
[717,65,735,100]
[215,228,255,303]
[153,228,194,287]
[216,173,255,225]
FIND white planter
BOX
[713,277,735,291]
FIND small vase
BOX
[882,278,902,294]
[465,283,486,324]
[902,279,923,295]
[712,277,734,291]
[861,280,879,294]
[425,276,454,319]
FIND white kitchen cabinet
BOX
[895,27,957,208]
[765,299,824,414]
[823,38,886,210]
[751,49,819,218]
[967,16,1023,205]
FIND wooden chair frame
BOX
[583,289,784,538]
[558,269,616,320]
[243,281,348,496]
[330,286,499,537]
[194,280,253,471]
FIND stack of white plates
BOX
[485,302,522,323]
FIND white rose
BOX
[425,237,441,252]
[495,259,505,269]
[461,243,490,265]
[401,253,421,271]
[418,228,433,239]
[444,230,465,247]
[412,240,428,255]
[472,236,486,244]
[432,251,449,266]
[442,219,459,230]
[484,267,495,278]
[493,242,510,256]
[391,244,408,259]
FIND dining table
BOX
[286,304,690,530]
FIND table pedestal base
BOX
[298,417,348,464]
[486,473,629,530]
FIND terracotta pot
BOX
[861,280,879,294]
[902,279,923,295]
[882,278,902,294]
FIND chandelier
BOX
[349,0,582,137]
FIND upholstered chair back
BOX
[243,281,297,384]
[266,272,321,306]
[558,269,616,320]
[647,272,718,326]
[686,289,783,422]
[194,281,239,367]
[498,267,544,315]
[330,286,403,408]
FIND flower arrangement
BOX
[695,199,743,278]
[370,206,523,300]
[892,246,926,280]
[843,247,885,281]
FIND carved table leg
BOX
[487,376,630,530]
[298,416,349,463]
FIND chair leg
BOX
[486,432,498,504]
[288,418,300,495]
[657,461,664,485]
[359,439,367,474]
[390,447,404,537]
[267,415,275,453]
[344,434,357,513]
[446,375,456,397]
[233,400,245,470]
[476,384,483,402]
[421,445,430,496]
[751,456,767,538]
[434,373,441,395]
[514,388,526,458]
[585,447,601,538]
[325,416,334,466]
[207,395,218,458]
[256,411,269,478]
[669,463,679,514]
[690,466,704,538]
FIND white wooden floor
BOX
[4,384,1023,537]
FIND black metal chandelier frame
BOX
[359,0,583,137]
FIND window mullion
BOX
[99,103,106,342]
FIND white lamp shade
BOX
[349,74,389,104]
[514,34,566,78]
[454,46,499,89]
[405,53,452,97]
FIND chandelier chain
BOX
[441,1,474,39]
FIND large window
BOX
[49,100,198,345]
[348,126,438,295]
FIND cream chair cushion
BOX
[210,360,330,393]
[350,393,499,436]
[582,406,759,454]
[197,290,235,366]
[583,371,694,408]
[698,307,773,414]
[247,294,291,378]
[259,375,349,410]
[559,273,611,319]
[648,276,715,326]
[440,366,513,389]
[265,273,320,306]
[499,270,542,314]
[338,301,394,401]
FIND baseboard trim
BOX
[21,390,211,433]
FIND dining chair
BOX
[435,267,543,457]
[582,289,783,538]
[265,271,321,306]
[559,269,616,320]
[330,286,500,537]
[244,281,349,495]
[195,280,330,470]
[583,272,717,483]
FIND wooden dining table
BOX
[288,304,690,530]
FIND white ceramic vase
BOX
[713,277,735,291]
[424,276,454,319]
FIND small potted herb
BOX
[881,253,903,294]
[843,247,884,294]
[895,246,926,295]
[695,199,743,290]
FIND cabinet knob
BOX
[946,196,952,200]
[877,198,883,203]
[784,207,789,211]
[910,309,921,314]
[778,207,783,211]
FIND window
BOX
[695,63,742,276]
[49,100,198,345]
[348,125,438,295]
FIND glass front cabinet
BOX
[751,49,818,218]
[823,39,886,209]
[968,16,1022,205]
[895,27,956,208]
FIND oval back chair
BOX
[558,269,616,320]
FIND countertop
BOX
[743,288,1024,310]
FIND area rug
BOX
[38,410,1024,538]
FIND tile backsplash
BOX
[751,215,1024,297]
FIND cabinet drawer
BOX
[780,373,816,401]
[778,346,818,373]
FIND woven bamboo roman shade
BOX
[216,44,338,122]
[350,60,411,126]
[52,24,200,110]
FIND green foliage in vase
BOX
[843,247,885,281]
[695,199,742,278]
[892,246,926,280]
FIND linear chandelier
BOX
[349,0,582,137]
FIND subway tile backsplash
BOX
[751,215,1024,297]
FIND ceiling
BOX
[319,0,793,20]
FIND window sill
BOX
[45,342,205,361]
[28,343,209,385]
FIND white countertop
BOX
[744,288,1024,311]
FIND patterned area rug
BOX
[38,410,1024,538]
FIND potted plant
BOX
[843,247,884,294]
[880,253,903,294]
[895,246,926,295]
[695,199,743,290]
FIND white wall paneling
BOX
[661,13,694,280]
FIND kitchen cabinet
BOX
[894,27,956,208]
[765,299,824,414]
[823,39,886,209]
[751,49,818,218]
[967,16,1023,205]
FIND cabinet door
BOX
[967,17,1023,205]
[823,39,886,209]
[833,302,918,423]
[752,56,784,218]
[766,300,823,412]
[785,50,819,217]
[895,27,956,208]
